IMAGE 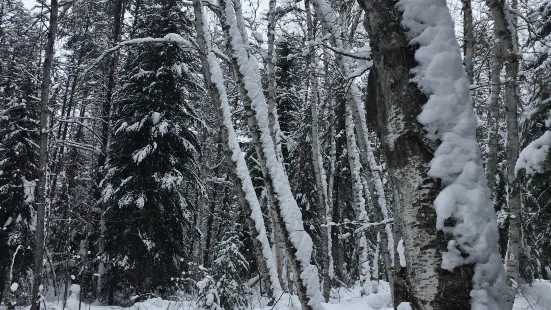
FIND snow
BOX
[21,176,36,204]
[27,280,551,310]
[221,0,322,307]
[397,239,406,267]
[151,112,161,125]
[206,35,283,299]
[397,0,507,307]
[516,130,551,175]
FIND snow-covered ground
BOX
[4,280,550,310]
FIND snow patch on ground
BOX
[9,280,549,310]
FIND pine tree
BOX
[101,0,201,299]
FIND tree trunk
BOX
[192,0,282,301]
[343,101,370,292]
[30,1,58,310]
[485,0,521,307]
[462,0,475,84]
[96,0,123,301]
[218,1,323,308]
[486,24,502,195]
[356,0,507,307]
[305,0,332,301]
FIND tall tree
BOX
[358,0,506,308]
[101,0,202,298]
[485,0,522,307]
[30,0,59,309]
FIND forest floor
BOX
[19,279,551,310]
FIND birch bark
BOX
[265,0,287,290]
[486,24,503,195]
[218,0,323,308]
[356,0,496,307]
[192,0,282,301]
[485,0,522,307]
[305,0,332,301]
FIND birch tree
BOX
[218,0,323,308]
[485,0,522,307]
[192,0,282,301]
[358,0,506,307]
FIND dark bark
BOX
[30,1,59,310]
[358,0,476,308]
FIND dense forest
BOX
[0,0,550,309]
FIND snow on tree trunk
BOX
[219,0,323,308]
[31,1,58,310]
[485,0,522,307]
[344,103,371,292]
[264,0,287,291]
[359,0,507,307]
[311,0,394,295]
[192,0,282,301]
[305,0,332,302]
[486,24,503,196]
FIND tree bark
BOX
[462,0,475,84]
[30,1,59,310]
[218,0,323,308]
[486,24,503,195]
[192,0,282,301]
[485,0,521,307]
[96,0,124,301]
[357,0,482,308]
[305,0,332,301]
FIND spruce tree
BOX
[101,0,201,299]
[0,0,40,304]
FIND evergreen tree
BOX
[197,230,249,310]
[0,0,40,304]
[101,0,201,299]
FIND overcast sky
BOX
[22,0,36,9]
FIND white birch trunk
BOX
[486,24,503,195]
[219,1,323,308]
[485,0,522,307]
[305,0,332,301]
[344,104,370,292]
[310,0,395,294]
[192,0,282,301]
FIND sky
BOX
[22,0,36,9]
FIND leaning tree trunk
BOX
[343,100,371,291]
[485,0,522,307]
[30,1,58,310]
[219,0,323,308]
[358,0,507,308]
[305,0,332,301]
[192,0,282,301]
[264,0,287,291]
